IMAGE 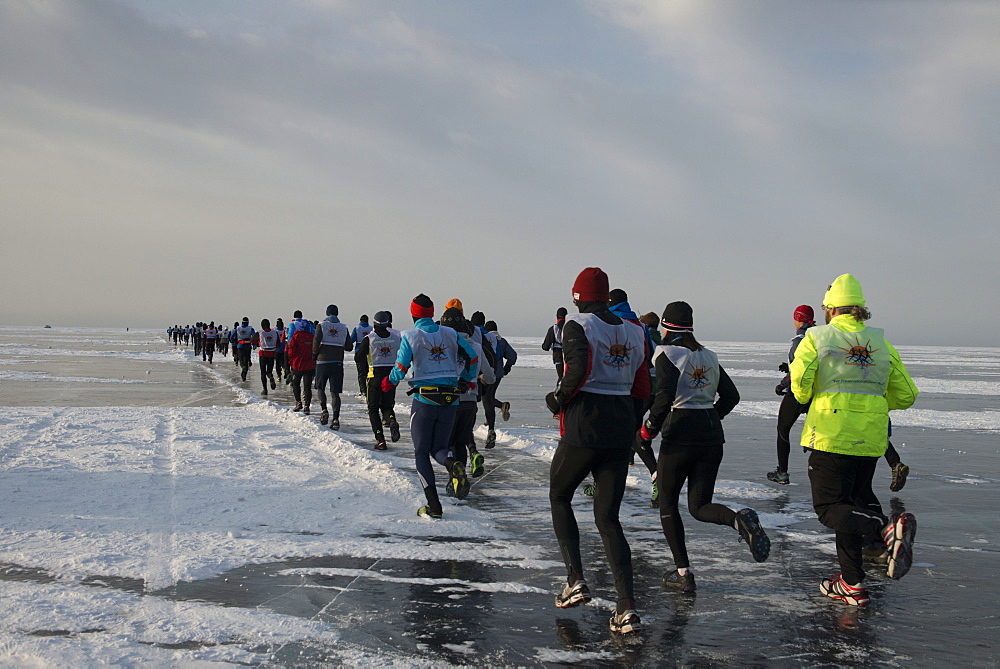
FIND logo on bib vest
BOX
[601,334,636,368]
[684,364,712,389]
[836,335,880,367]
[424,344,448,361]
[376,345,393,357]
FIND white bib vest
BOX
[566,313,644,396]
[320,320,348,347]
[204,327,218,340]
[810,324,891,396]
[367,330,402,368]
[236,325,254,343]
[258,329,280,351]
[653,345,720,409]
[405,326,460,383]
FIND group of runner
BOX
[166,300,519,520]
[166,269,918,635]
[542,268,919,635]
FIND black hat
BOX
[470,311,486,327]
[661,301,694,332]
[373,311,391,326]
[609,288,628,305]
[556,307,568,319]
[440,307,466,332]
[326,305,339,316]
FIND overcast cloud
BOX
[1,0,997,345]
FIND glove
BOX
[381,377,394,393]
[634,429,652,451]
[503,364,513,375]
[639,424,658,442]
[775,384,786,396]
[457,379,469,393]
[545,392,561,416]
[778,362,790,374]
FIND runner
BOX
[544,267,646,635]
[355,311,401,449]
[639,301,770,595]
[541,307,568,380]
[351,315,374,399]
[256,318,280,396]
[768,304,816,485]
[234,317,256,382]
[313,305,352,429]
[470,312,506,449]
[382,294,478,520]
[285,310,317,414]
[790,273,919,606]
[441,308,495,478]
[274,317,286,384]
[202,321,218,363]
[485,319,517,429]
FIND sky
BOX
[1,0,998,346]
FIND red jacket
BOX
[285,319,317,372]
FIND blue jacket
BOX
[610,301,656,354]
[389,318,478,405]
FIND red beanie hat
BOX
[410,294,434,319]
[572,267,610,303]
[793,305,815,323]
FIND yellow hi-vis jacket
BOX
[790,314,918,457]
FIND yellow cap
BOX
[823,274,866,308]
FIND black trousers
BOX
[366,370,397,442]
[657,442,736,569]
[807,449,886,585]
[291,369,315,406]
[549,443,633,612]
[481,380,503,429]
[202,340,215,362]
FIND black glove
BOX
[545,392,561,416]
[457,378,470,393]
[778,362,790,374]
[634,429,652,452]
[775,384,786,396]
[503,364,513,375]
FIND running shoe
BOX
[554,580,591,608]
[609,609,641,635]
[500,401,511,421]
[485,430,496,450]
[663,569,696,593]
[330,416,339,430]
[820,574,870,607]
[303,405,310,416]
[374,439,387,451]
[470,451,485,478]
[293,402,303,412]
[417,504,442,520]
[262,388,268,396]
[766,469,790,485]
[320,410,329,426]
[448,461,471,500]
[735,508,771,562]
[389,418,400,443]
[883,512,917,579]
[890,462,910,492]
[270,378,276,390]
[582,483,596,498]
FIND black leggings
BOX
[449,401,479,466]
[549,443,633,611]
[776,393,809,471]
[481,380,503,430]
[291,369,314,406]
[657,442,737,570]
[259,356,275,389]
